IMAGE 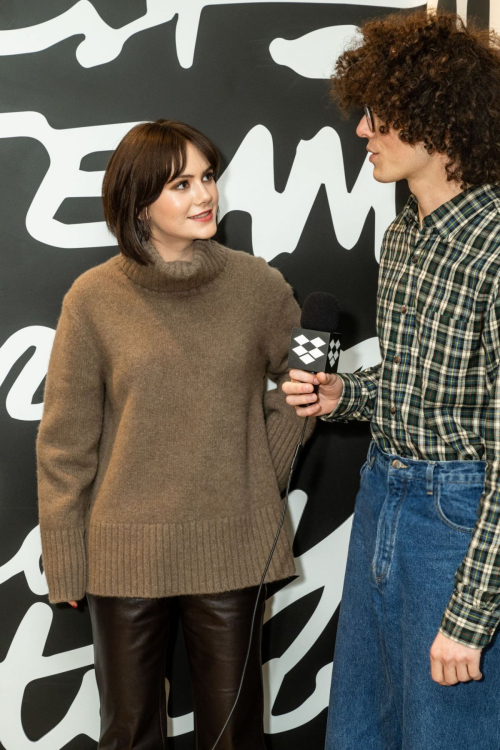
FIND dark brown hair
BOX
[102,120,220,264]
[330,11,500,187]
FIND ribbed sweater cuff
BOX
[266,412,315,491]
[40,527,87,603]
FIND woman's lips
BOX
[189,210,213,222]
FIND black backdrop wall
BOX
[0,2,493,749]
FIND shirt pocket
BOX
[416,308,477,407]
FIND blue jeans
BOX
[325,440,500,750]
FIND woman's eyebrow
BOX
[175,167,213,179]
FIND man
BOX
[283,10,500,749]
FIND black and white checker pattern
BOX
[292,334,328,365]
[328,338,341,368]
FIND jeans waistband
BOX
[367,440,485,494]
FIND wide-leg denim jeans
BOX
[325,440,500,750]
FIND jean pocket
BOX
[359,460,368,479]
[434,482,483,534]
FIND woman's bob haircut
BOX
[102,119,220,265]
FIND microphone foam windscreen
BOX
[300,292,340,332]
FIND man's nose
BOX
[356,114,373,139]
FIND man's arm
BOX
[431,285,500,683]
[321,364,382,422]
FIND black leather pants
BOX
[87,585,267,750]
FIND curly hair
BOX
[330,11,500,186]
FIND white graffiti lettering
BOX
[0,0,425,70]
[0,113,395,262]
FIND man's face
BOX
[356,111,434,184]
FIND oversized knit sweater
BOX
[36,239,313,603]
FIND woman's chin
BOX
[193,221,218,239]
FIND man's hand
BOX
[430,631,483,685]
[282,369,343,417]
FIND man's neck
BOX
[408,169,464,228]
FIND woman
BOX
[36,119,313,750]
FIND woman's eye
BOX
[203,172,215,182]
[175,181,188,190]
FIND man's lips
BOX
[189,209,213,222]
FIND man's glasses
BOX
[364,105,375,133]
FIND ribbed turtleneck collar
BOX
[118,238,228,293]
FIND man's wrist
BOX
[320,374,360,422]
[441,593,498,649]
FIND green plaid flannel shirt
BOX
[324,184,500,648]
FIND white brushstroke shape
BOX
[0,325,54,421]
[338,336,380,373]
[0,603,99,749]
[0,112,394,262]
[263,491,353,732]
[0,490,354,738]
[218,124,394,262]
[270,25,359,79]
[0,0,427,70]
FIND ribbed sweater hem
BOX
[42,504,296,602]
[40,527,87,603]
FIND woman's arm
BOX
[263,283,316,492]
[36,298,104,604]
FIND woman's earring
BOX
[216,205,221,224]
[139,207,151,241]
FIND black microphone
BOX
[288,292,342,374]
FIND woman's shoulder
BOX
[62,253,123,310]
[212,240,291,295]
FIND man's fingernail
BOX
[313,378,319,385]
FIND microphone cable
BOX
[210,416,310,750]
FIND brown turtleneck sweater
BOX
[36,239,314,603]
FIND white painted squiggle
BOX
[270,25,359,80]
[0,603,99,749]
[0,111,131,249]
[0,112,394,262]
[217,124,395,262]
[0,326,54,421]
[0,0,426,70]
[0,527,47,594]
[0,491,352,740]
[338,336,380,373]
[263,492,353,732]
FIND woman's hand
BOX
[67,600,78,608]
[282,369,344,417]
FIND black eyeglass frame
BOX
[364,105,375,133]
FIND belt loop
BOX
[368,440,376,466]
[426,461,436,495]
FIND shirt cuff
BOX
[440,591,499,649]
[320,374,361,422]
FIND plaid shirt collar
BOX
[402,183,500,240]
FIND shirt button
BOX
[401,305,408,314]
[392,459,402,469]
[412,255,418,264]
[390,406,397,414]
[394,355,401,364]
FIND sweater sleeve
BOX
[264,282,316,492]
[36,298,104,603]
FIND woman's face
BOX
[146,142,218,246]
